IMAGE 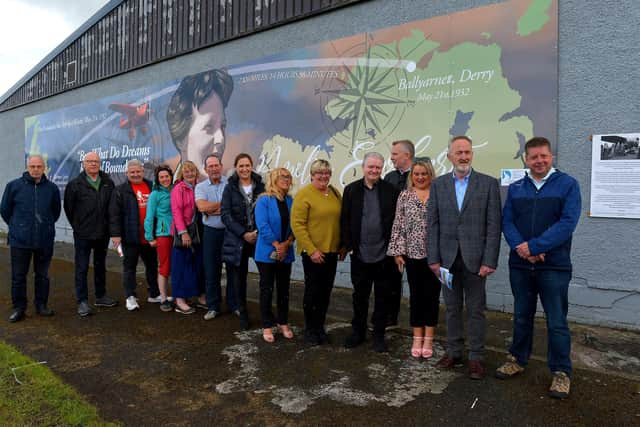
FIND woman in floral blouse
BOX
[387,160,441,358]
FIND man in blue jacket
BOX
[1,155,61,322]
[497,137,581,400]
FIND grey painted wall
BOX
[1,0,639,329]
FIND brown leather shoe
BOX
[436,354,463,369]
[468,360,485,380]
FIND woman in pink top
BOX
[171,160,204,314]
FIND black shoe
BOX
[159,300,174,312]
[344,333,365,349]
[77,301,94,317]
[317,329,330,345]
[304,330,321,346]
[239,310,250,331]
[9,309,25,323]
[372,336,388,353]
[95,296,118,307]
[36,305,54,317]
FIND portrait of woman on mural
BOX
[166,69,234,177]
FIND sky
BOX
[0,0,111,97]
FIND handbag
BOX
[173,186,201,248]
[173,221,200,248]
[173,222,200,247]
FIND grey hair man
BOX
[64,151,119,317]
[427,136,501,380]
[195,153,233,320]
[1,155,61,322]
[341,152,400,352]
[109,159,160,311]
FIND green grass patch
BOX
[0,340,117,426]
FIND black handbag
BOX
[173,221,200,248]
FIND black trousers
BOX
[386,267,403,324]
[122,243,159,298]
[302,252,338,334]
[256,261,292,328]
[11,246,53,310]
[227,243,254,312]
[405,257,441,327]
[74,237,109,303]
[350,255,394,337]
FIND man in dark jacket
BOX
[1,155,61,322]
[427,135,502,380]
[341,152,400,352]
[109,159,160,311]
[497,137,581,400]
[64,152,118,317]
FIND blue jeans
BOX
[11,246,53,310]
[202,226,236,311]
[74,237,109,303]
[509,268,572,376]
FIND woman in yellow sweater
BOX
[291,159,343,345]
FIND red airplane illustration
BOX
[108,101,150,141]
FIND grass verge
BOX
[0,340,117,426]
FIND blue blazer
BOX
[254,194,294,263]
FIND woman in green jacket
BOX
[144,165,174,311]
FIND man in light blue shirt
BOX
[195,154,235,320]
[454,170,470,210]
[427,135,502,380]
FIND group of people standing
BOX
[1,134,581,400]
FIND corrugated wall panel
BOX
[1,0,365,111]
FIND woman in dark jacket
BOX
[221,153,265,330]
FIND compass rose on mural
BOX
[318,33,414,153]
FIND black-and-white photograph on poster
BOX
[590,132,640,218]
[598,135,640,160]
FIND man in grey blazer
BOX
[426,135,501,380]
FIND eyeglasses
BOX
[279,175,292,180]
[84,160,100,164]
[313,171,332,176]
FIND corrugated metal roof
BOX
[0,0,365,112]
[0,0,123,105]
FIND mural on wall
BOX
[25,0,557,191]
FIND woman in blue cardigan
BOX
[254,168,295,343]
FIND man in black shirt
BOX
[341,152,400,352]
[383,140,415,328]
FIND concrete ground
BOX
[0,241,639,426]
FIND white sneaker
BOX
[126,296,140,311]
[147,295,163,303]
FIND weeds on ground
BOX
[0,340,118,426]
